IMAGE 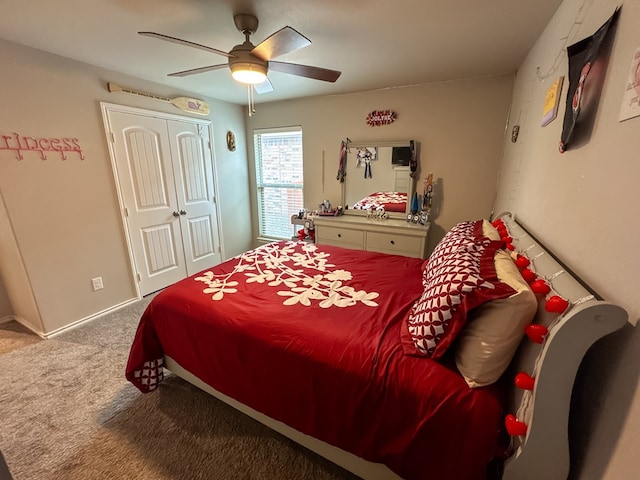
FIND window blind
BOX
[254,127,304,239]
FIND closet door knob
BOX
[172,211,180,217]
[390,240,395,245]
[179,210,187,215]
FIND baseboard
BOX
[1,297,143,338]
[0,315,16,325]
[45,297,140,338]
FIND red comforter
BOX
[126,241,503,480]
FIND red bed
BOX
[126,240,504,480]
[352,191,407,213]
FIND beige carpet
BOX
[0,297,360,480]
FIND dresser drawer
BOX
[366,231,422,255]
[317,225,364,246]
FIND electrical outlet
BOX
[91,277,104,291]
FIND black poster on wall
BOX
[559,7,620,153]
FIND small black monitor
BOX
[391,146,412,166]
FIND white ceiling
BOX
[0,0,563,105]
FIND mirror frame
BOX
[340,139,416,220]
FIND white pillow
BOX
[482,218,501,241]
[454,249,537,388]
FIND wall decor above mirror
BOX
[340,140,417,220]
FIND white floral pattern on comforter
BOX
[195,241,379,308]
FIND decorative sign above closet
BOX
[107,83,210,116]
[1,131,84,160]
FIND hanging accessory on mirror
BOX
[336,139,349,183]
[364,157,372,178]
[409,139,417,177]
[423,172,434,217]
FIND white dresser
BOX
[313,215,430,259]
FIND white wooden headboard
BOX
[496,212,628,480]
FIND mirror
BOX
[340,140,416,219]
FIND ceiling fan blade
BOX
[168,64,227,77]
[139,31,234,58]
[251,27,311,61]
[269,61,341,82]
[253,77,274,94]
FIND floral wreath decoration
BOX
[366,110,398,127]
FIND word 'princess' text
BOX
[1,132,84,160]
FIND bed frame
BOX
[497,212,627,479]
[165,212,628,480]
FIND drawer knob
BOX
[337,233,341,238]
[390,240,395,245]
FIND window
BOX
[254,127,304,239]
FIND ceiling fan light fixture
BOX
[230,62,268,84]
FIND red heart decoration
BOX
[514,372,535,391]
[501,236,513,244]
[515,255,530,269]
[545,295,569,313]
[492,219,504,229]
[530,279,551,295]
[505,242,515,251]
[505,414,528,436]
[521,267,536,283]
[525,324,548,343]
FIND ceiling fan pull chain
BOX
[247,85,256,116]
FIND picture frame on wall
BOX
[541,76,564,127]
[559,7,620,153]
[618,45,640,122]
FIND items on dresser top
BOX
[314,214,430,259]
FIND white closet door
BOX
[166,120,222,275]
[108,111,187,295]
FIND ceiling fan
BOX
[139,13,342,95]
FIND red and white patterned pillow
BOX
[402,220,516,358]
[422,221,480,280]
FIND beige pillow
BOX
[454,249,537,388]
[482,218,501,241]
